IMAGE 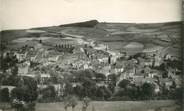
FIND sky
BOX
[0,0,182,30]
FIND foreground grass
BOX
[35,100,180,111]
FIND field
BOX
[1,20,181,58]
[35,100,180,111]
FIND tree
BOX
[103,87,112,100]
[64,81,73,96]
[95,73,106,82]
[173,88,182,105]
[10,78,38,111]
[95,87,105,99]
[0,88,10,111]
[0,88,10,102]
[73,85,84,98]
[22,77,38,102]
[125,86,138,100]
[107,74,117,82]
[11,66,18,76]
[141,82,155,99]
[42,85,56,101]
[11,87,36,111]
[95,86,112,100]
[11,88,27,101]
[2,75,19,86]
[81,77,96,98]
[118,79,130,89]
[107,74,117,93]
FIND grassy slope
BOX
[0,21,181,42]
[0,21,182,57]
[35,100,179,111]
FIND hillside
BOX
[0,20,182,56]
[0,20,181,41]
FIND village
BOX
[0,32,182,106]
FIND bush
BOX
[141,82,155,99]
[0,88,10,102]
[95,86,112,100]
[118,79,130,89]
[41,85,57,102]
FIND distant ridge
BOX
[59,20,99,27]
[0,20,181,32]
[0,20,181,42]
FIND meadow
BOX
[35,100,179,111]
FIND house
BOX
[18,62,30,75]
[160,79,173,90]
[153,83,160,94]
[14,52,27,61]
[98,57,108,63]
[96,81,108,87]
[154,55,162,66]
[111,62,124,74]
[142,45,163,56]
[36,73,51,84]
[40,73,51,78]
[144,59,153,66]
[148,71,158,78]
[97,65,111,76]
[53,84,64,96]
[172,75,182,88]
[93,44,107,50]
[114,67,124,73]
[48,56,59,62]
[120,68,136,80]
[71,82,81,88]
[167,67,176,78]
[37,84,48,89]
[83,63,89,69]
[20,74,36,78]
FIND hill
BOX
[59,20,99,27]
[0,20,182,53]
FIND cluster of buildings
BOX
[0,35,182,99]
